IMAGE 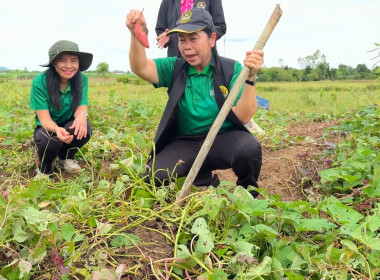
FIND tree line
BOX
[258,50,380,82]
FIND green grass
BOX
[0,77,379,279]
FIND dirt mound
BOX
[215,121,341,201]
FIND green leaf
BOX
[110,234,141,248]
[88,216,97,228]
[255,256,272,276]
[272,257,284,279]
[351,223,380,250]
[18,260,32,278]
[367,214,380,232]
[295,218,336,232]
[97,180,110,190]
[73,233,85,242]
[251,224,279,238]
[321,196,364,225]
[340,239,358,252]
[232,241,258,256]
[61,223,75,241]
[12,223,30,243]
[284,271,304,280]
[133,188,155,208]
[319,168,341,182]
[191,218,210,235]
[20,206,51,231]
[341,174,360,184]
[213,268,228,280]
[176,244,191,260]
[195,233,214,253]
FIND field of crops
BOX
[0,76,379,279]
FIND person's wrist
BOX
[77,111,88,118]
[245,75,257,86]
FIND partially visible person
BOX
[127,9,263,195]
[30,40,93,178]
[155,0,226,57]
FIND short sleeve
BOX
[153,56,177,88]
[30,76,49,110]
[80,73,89,106]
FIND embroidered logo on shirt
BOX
[219,85,229,97]
[197,2,206,9]
[180,10,192,23]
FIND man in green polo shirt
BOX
[126,9,263,194]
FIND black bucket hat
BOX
[167,8,215,35]
[40,40,93,71]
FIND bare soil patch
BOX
[214,121,341,201]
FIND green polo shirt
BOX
[154,56,244,135]
[30,72,89,126]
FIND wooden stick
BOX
[176,4,283,203]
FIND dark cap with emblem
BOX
[167,8,215,35]
[40,40,93,71]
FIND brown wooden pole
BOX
[176,4,283,204]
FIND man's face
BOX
[178,31,216,72]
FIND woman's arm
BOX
[232,50,264,123]
[36,110,73,144]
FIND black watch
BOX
[245,77,257,86]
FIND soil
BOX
[215,121,341,201]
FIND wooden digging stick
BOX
[176,4,283,203]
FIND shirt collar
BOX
[188,62,213,77]
[60,83,71,95]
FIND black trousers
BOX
[147,130,262,188]
[34,120,91,174]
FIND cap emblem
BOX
[197,2,206,9]
[180,10,192,23]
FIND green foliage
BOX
[0,79,379,279]
[116,74,150,85]
[96,62,109,75]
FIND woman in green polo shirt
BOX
[127,9,263,195]
[30,40,93,177]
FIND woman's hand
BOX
[243,50,264,79]
[126,10,145,35]
[69,113,87,140]
[56,126,74,144]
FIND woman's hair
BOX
[46,56,82,111]
[203,27,221,73]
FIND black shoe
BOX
[249,190,259,198]
[210,174,220,187]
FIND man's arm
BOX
[155,0,169,37]
[126,10,159,84]
[209,0,227,40]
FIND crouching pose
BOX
[30,40,93,177]
[126,9,263,193]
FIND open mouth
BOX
[186,54,197,62]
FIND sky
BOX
[1,0,379,72]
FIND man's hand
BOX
[156,29,170,49]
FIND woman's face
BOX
[53,53,79,82]
[178,31,216,72]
